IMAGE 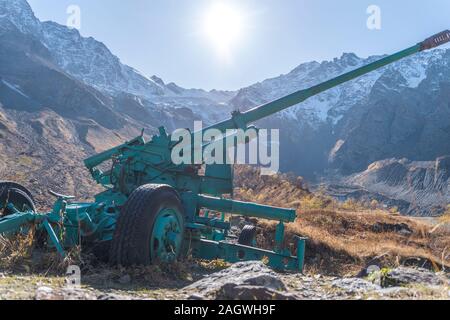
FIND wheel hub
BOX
[151,208,183,262]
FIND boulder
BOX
[384,267,447,287]
[184,261,289,300]
[216,284,299,300]
[331,278,381,294]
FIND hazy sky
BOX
[27,0,450,91]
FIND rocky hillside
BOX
[343,157,450,216]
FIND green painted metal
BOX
[275,222,285,253]
[1,31,449,272]
[0,211,37,234]
[295,236,307,271]
[191,237,306,271]
[42,219,65,258]
[197,195,296,223]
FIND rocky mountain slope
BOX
[232,49,450,176]
[343,157,450,216]
[0,0,234,126]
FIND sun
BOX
[203,2,244,58]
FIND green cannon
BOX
[1,31,449,271]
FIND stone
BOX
[184,261,287,299]
[97,293,131,300]
[377,287,410,297]
[385,267,445,287]
[118,274,132,285]
[371,222,413,235]
[216,284,299,300]
[62,288,97,300]
[187,294,206,300]
[331,278,381,294]
[35,286,59,300]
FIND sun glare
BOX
[203,2,244,59]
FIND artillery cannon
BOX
[1,31,449,271]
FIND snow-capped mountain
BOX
[0,0,40,34]
[40,21,171,98]
[232,46,449,173]
[0,0,234,115]
[231,50,440,127]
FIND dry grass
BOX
[439,205,450,223]
[0,234,225,292]
[0,233,35,271]
[0,232,88,275]
[1,165,448,280]
[234,166,450,276]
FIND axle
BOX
[197,195,296,223]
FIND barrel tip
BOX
[420,30,450,51]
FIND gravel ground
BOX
[1,262,448,300]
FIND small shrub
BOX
[301,196,327,210]
[370,200,379,210]
[439,205,450,224]
[389,207,399,214]
[0,233,34,271]
[341,198,360,211]
[199,259,231,270]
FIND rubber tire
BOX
[0,187,36,216]
[0,181,34,202]
[238,225,257,246]
[109,184,185,266]
[90,241,112,263]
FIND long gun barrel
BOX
[197,195,296,223]
[203,30,450,133]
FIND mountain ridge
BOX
[0,0,235,103]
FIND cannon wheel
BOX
[0,182,36,216]
[238,225,257,246]
[110,184,185,266]
[0,181,34,203]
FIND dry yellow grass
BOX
[234,166,450,276]
[0,233,35,271]
[439,205,450,223]
[2,165,448,278]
